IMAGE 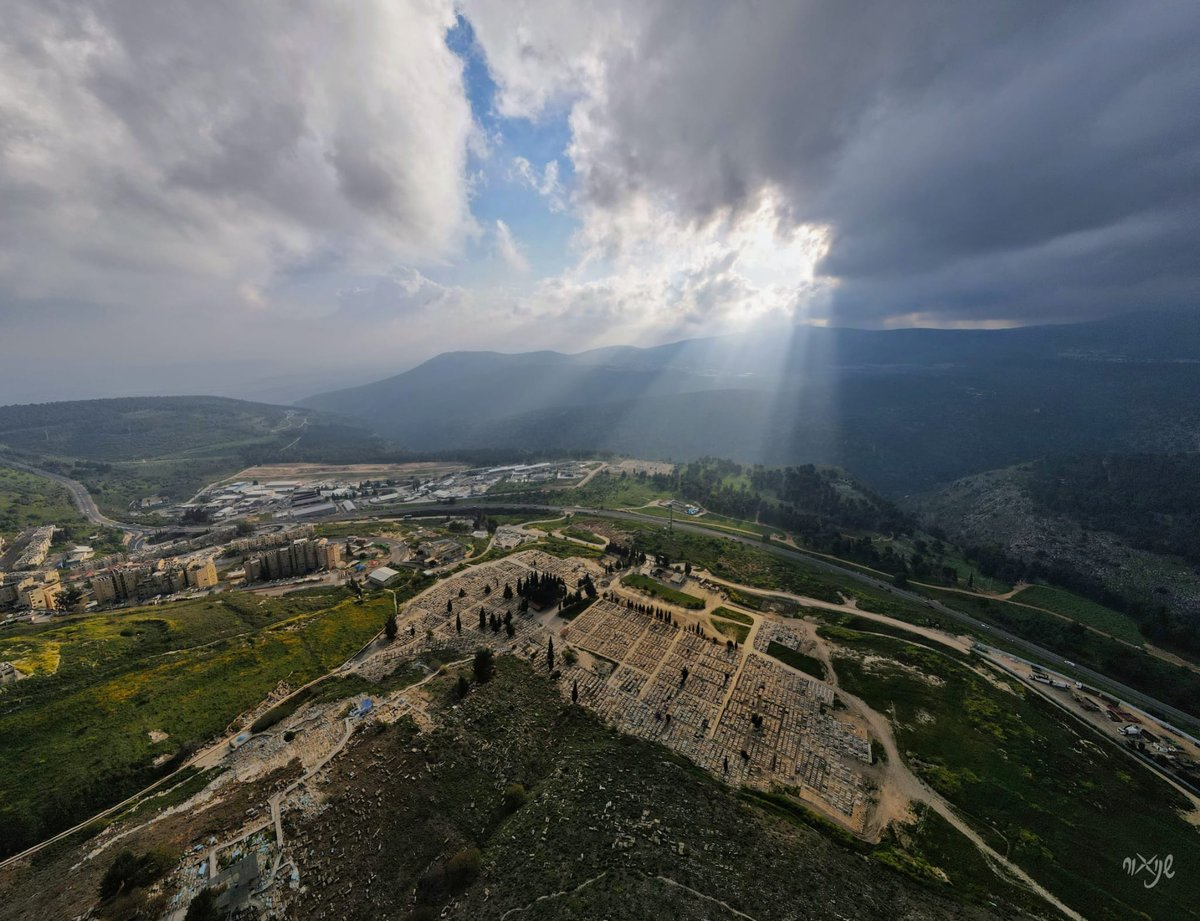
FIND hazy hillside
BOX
[0,396,390,514]
[0,396,384,463]
[303,311,1200,494]
[910,456,1200,652]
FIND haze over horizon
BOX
[2,1,1198,404]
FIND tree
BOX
[385,615,398,642]
[184,888,221,921]
[479,608,486,630]
[473,647,495,683]
[446,598,453,614]
[100,848,173,900]
[503,582,513,600]
[455,675,471,700]
[56,585,84,611]
[572,679,579,704]
[455,612,462,634]
[546,637,555,673]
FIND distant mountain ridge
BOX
[302,311,1200,494]
[0,395,383,464]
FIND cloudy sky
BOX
[1,0,1197,403]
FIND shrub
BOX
[445,846,481,890]
[502,783,529,814]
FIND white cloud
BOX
[463,0,1200,326]
[336,267,462,321]
[493,219,530,272]
[0,0,475,314]
[511,156,566,211]
[510,189,831,347]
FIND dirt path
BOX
[914,580,1027,601]
[835,681,1083,921]
[922,583,1200,676]
[698,571,974,656]
[693,570,1083,919]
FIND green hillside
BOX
[0,396,390,514]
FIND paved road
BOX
[2,487,1195,874]
[0,458,149,535]
[363,500,1200,733]
[611,508,1200,732]
[5,466,1194,732]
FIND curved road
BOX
[366,499,1200,734]
[1,458,148,534]
[1,487,1196,874]
[5,464,1195,732]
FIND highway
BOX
[359,499,1200,734]
[2,488,1197,872]
[5,466,1197,750]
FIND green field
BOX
[629,504,775,538]
[0,466,89,542]
[763,641,826,679]
[710,606,754,625]
[828,631,1200,921]
[1012,585,1146,644]
[710,617,750,644]
[560,471,673,508]
[0,587,396,858]
[527,517,569,532]
[920,584,1200,722]
[621,573,705,609]
[562,525,605,545]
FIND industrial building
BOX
[417,538,465,566]
[367,566,401,587]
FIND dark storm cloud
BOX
[470,0,1200,324]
